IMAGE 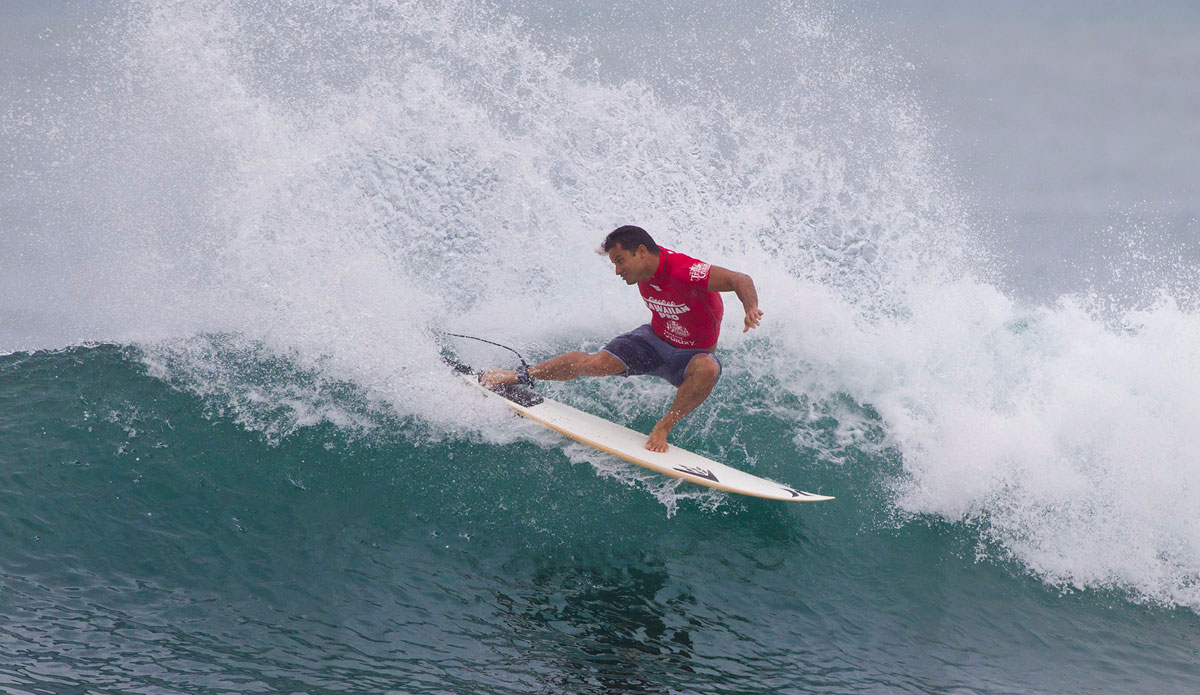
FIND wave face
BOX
[3,1,1200,692]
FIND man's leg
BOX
[480,350,625,387]
[646,354,720,452]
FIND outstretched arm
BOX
[707,266,763,332]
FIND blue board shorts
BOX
[600,324,722,388]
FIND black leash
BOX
[438,332,535,385]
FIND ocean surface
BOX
[2,1,1199,693]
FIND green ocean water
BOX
[2,345,1198,693]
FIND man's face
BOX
[607,244,651,285]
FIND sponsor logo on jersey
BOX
[643,296,690,318]
[689,262,711,282]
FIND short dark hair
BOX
[601,225,659,255]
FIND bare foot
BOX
[645,424,671,453]
[479,369,518,388]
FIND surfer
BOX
[482,225,763,452]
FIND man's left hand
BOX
[744,307,764,332]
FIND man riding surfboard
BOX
[482,225,763,452]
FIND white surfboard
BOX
[450,359,833,502]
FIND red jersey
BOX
[638,248,724,349]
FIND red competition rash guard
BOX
[637,247,724,349]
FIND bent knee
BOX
[687,354,721,382]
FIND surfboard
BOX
[448,358,833,502]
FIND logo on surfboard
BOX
[673,465,719,483]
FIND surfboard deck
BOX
[449,358,833,502]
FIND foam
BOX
[776,280,1200,608]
